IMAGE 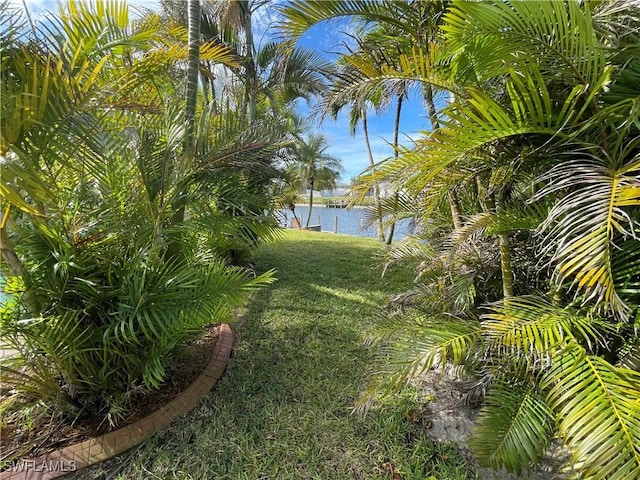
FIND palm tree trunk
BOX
[167,0,200,261]
[306,179,314,228]
[184,0,200,154]
[385,94,404,245]
[0,223,23,277]
[448,191,463,231]
[1,210,38,314]
[474,176,485,212]
[423,84,440,130]
[498,232,514,298]
[362,107,385,242]
[385,193,398,245]
[494,191,514,298]
[243,5,257,123]
[200,70,209,105]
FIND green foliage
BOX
[1,201,275,427]
[483,296,610,357]
[362,310,480,407]
[471,382,554,475]
[543,345,640,480]
[282,0,640,477]
[286,133,343,227]
[535,148,640,317]
[0,0,284,435]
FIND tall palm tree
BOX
[164,0,202,260]
[327,95,385,241]
[289,134,343,228]
[351,23,411,244]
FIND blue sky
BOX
[10,0,438,182]
[257,7,435,182]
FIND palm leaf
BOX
[611,235,640,304]
[535,146,640,317]
[279,0,421,40]
[471,381,554,475]
[618,338,640,371]
[363,311,480,402]
[543,345,640,480]
[319,44,453,120]
[443,0,606,88]
[370,73,584,198]
[483,296,610,357]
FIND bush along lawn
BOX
[72,230,474,480]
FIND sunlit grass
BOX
[73,230,473,479]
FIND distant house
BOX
[303,181,392,198]
[321,182,349,196]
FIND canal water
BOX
[279,205,412,240]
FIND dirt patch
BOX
[0,325,219,469]
[410,365,572,480]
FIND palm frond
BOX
[611,235,640,305]
[194,115,289,174]
[618,338,640,371]
[535,145,640,317]
[453,200,551,245]
[360,191,416,231]
[471,381,554,475]
[443,1,606,88]
[279,0,419,40]
[260,42,333,104]
[490,200,552,236]
[483,296,610,357]
[363,310,480,404]
[372,75,584,198]
[318,44,453,120]
[543,344,640,480]
[106,251,273,351]
[376,234,434,276]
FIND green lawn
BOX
[75,230,472,480]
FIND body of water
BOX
[278,205,411,240]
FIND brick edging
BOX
[1,324,234,480]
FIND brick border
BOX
[1,324,234,480]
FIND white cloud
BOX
[7,0,55,16]
[251,2,280,46]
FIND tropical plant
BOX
[0,0,284,436]
[287,134,343,228]
[157,0,333,252]
[281,1,640,478]
[325,54,387,241]
[283,0,451,243]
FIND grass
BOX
[73,230,473,480]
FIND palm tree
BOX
[281,1,640,478]
[288,134,342,228]
[282,0,451,242]
[350,24,411,245]
[327,95,385,241]
[0,0,284,430]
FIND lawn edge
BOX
[0,324,234,480]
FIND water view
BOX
[278,205,411,240]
